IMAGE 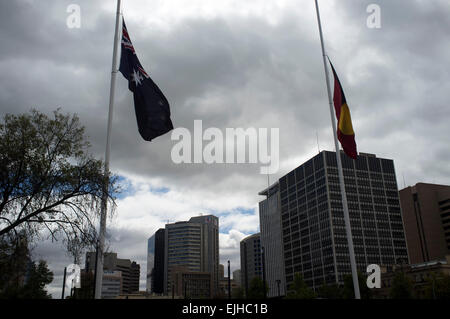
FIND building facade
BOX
[85,252,140,295]
[171,266,213,298]
[101,270,122,299]
[218,277,240,297]
[375,255,450,299]
[163,215,219,296]
[399,183,450,264]
[240,233,263,296]
[259,182,286,297]
[146,234,155,292]
[233,269,241,286]
[279,151,408,290]
[153,228,166,294]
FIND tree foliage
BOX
[0,109,117,255]
[232,286,245,299]
[246,277,268,299]
[423,273,450,300]
[20,260,54,299]
[342,272,373,299]
[0,235,53,298]
[389,271,414,299]
[286,273,316,299]
[317,282,343,299]
[431,274,450,299]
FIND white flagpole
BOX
[94,0,122,299]
[314,0,361,299]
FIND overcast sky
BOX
[1,0,449,298]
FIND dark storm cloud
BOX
[0,0,327,189]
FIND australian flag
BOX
[119,18,173,141]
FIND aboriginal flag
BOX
[328,59,357,159]
[119,18,173,141]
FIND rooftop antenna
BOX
[402,173,406,189]
[316,131,320,153]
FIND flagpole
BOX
[94,0,122,299]
[314,0,361,299]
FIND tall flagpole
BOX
[314,0,361,299]
[94,0,122,299]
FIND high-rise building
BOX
[399,183,450,264]
[146,234,155,292]
[163,215,219,296]
[240,233,262,296]
[85,252,140,295]
[277,150,408,290]
[259,182,286,297]
[153,228,166,294]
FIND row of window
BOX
[281,174,398,200]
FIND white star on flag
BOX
[131,68,144,86]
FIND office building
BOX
[101,271,122,299]
[171,266,213,298]
[278,150,408,290]
[259,182,286,297]
[146,234,155,292]
[152,228,166,294]
[399,183,450,264]
[163,215,219,296]
[240,233,263,296]
[85,252,140,295]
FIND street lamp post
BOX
[228,260,231,299]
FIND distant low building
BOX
[116,292,182,299]
[218,278,240,297]
[233,269,241,286]
[171,266,213,299]
[101,271,122,299]
[374,255,450,299]
[85,252,140,296]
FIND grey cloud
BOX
[1,0,450,296]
